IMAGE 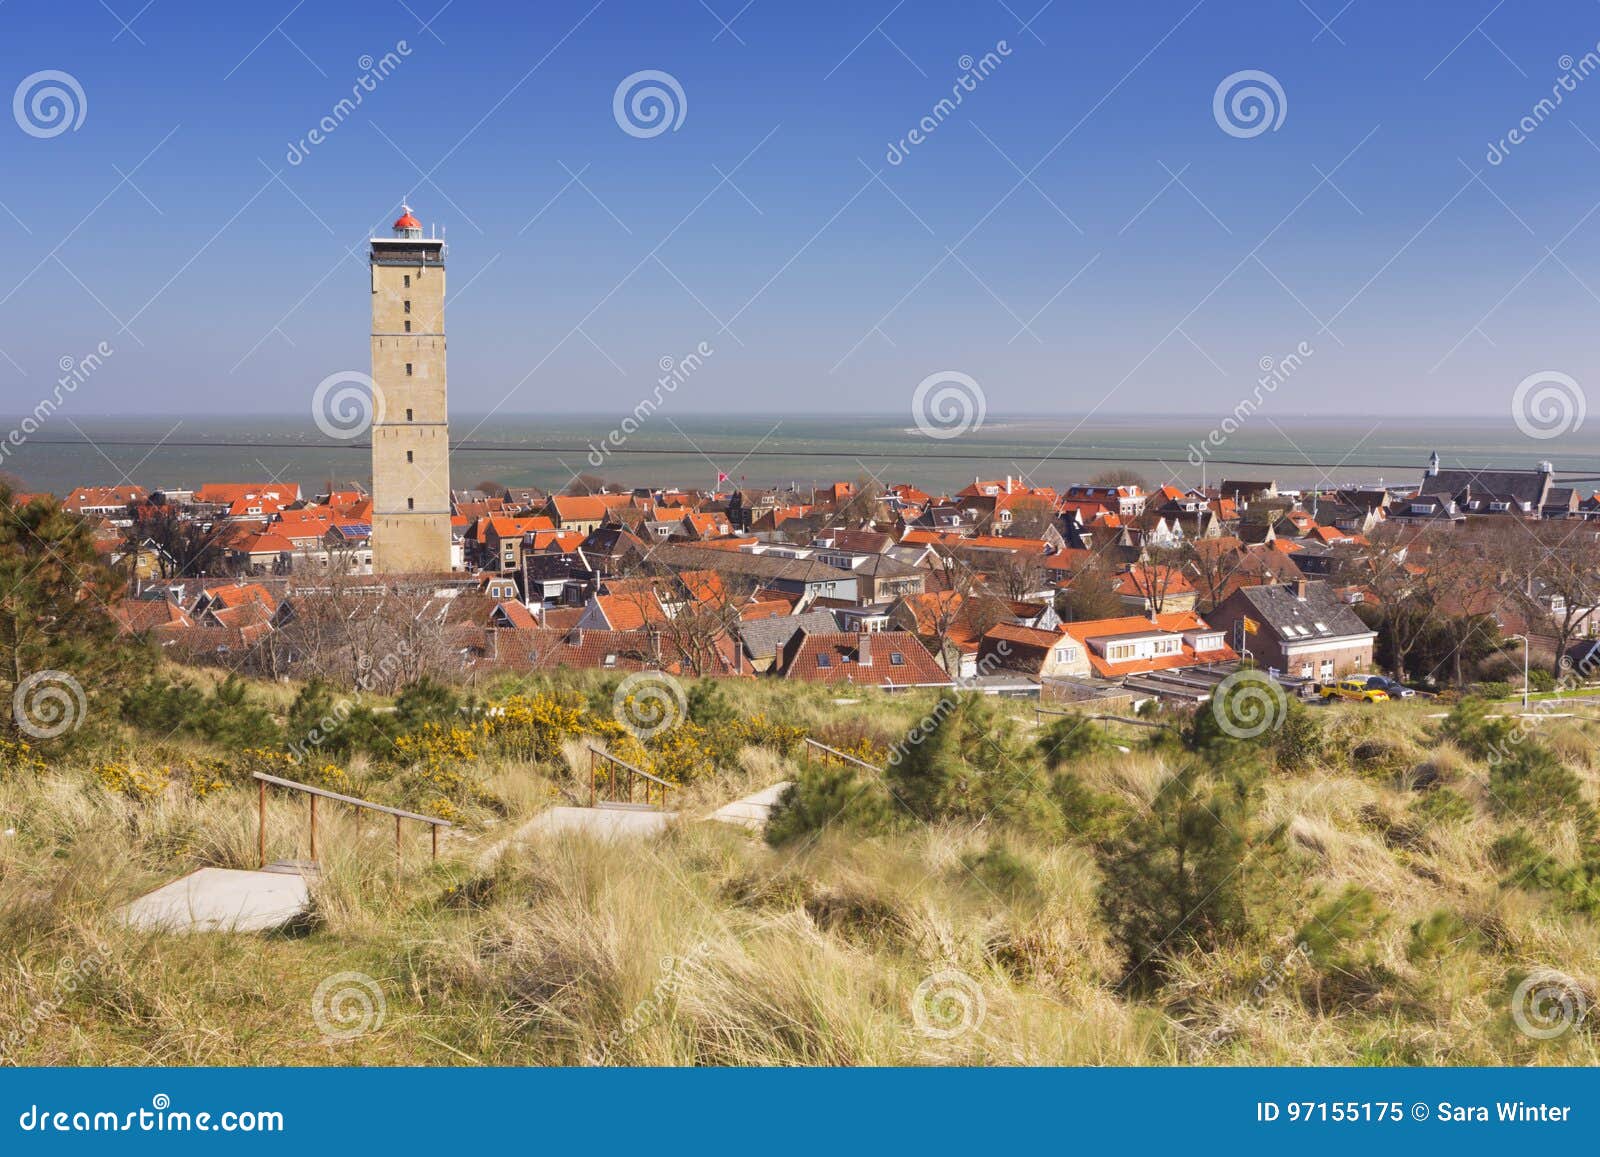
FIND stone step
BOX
[118,867,312,934]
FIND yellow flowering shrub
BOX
[0,736,46,777]
[183,756,231,799]
[94,759,171,799]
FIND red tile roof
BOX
[778,631,950,687]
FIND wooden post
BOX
[589,749,596,808]
[394,813,402,881]
[258,779,266,868]
[309,794,318,862]
[431,823,438,861]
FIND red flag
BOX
[717,472,728,482]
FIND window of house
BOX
[405,363,413,376]
[407,497,414,510]
[816,654,831,668]
[603,654,617,668]
[404,321,411,333]
[890,652,905,665]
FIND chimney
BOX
[1005,474,1013,494]
[858,633,872,667]
[1295,578,1307,601]
[485,625,499,660]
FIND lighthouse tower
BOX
[369,203,451,574]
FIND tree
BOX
[1097,761,1294,992]
[1,487,134,740]
[1002,495,1057,540]
[1055,552,1125,622]
[1091,468,1148,490]
[1500,520,1600,676]
[980,549,1047,602]
[1186,538,1246,613]
[125,500,228,581]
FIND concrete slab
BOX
[476,806,677,866]
[119,867,311,934]
[708,781,792,830]
[527,806,676,839]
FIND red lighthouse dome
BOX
[393,203,423,239]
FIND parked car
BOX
[1320,677,1388,703]
[1365,675,1416,699]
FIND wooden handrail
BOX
[802,737,884,773]
[586,745,673,809]
[253,771,451,874]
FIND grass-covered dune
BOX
[1,671,1597,1066]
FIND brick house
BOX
[1211,579,1376,681]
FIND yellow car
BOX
[1320,677,1389,703]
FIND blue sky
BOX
[2,0,1599,423]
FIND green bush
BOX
[1096,762,1295,992]
[1488,745,1596,836]
[764,762,897,847]
[959,841,1040,904]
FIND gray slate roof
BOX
[738,609,840,659]
[1232,581,1372,641]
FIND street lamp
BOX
[1508,633,1529,711]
